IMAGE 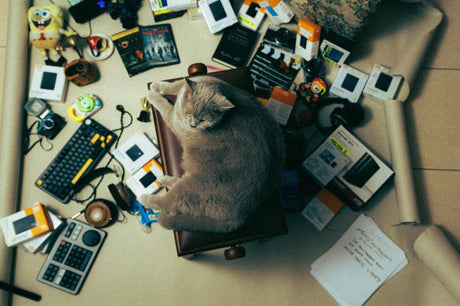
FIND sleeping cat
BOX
[141,76,285,233]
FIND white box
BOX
[199,0,238,33]
[320,39,351,67]
[22,211,63,253]
[363,64,402,102]
[237,0,265,31]
[302,125,394,210]
[329,65,368,103]
[126,159,164,197]
[113,131,160,174]
[29,64,68,102]
[258,0,294,24]
[0,203,53,247]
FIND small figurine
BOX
[298,77,328,106]
[28,5,76,66]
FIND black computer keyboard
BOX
[35,118,117,203]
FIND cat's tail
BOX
[158,212,246,233]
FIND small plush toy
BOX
[28,5,76,66]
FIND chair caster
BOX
[224,245,246,260]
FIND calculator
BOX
[37,219,107,295]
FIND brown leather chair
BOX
[150,64,288,260]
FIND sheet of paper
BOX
[311,214,408,306]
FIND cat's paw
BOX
[150,81,168,95]
[139,194,160,210]
[147,88,168,110]
[157,175,179,189]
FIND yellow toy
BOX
[28,5,76,66]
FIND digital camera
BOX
[263,24,296,53]
[24,98,66,139]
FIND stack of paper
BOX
[311,214,408,306]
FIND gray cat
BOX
[141,76,285,233]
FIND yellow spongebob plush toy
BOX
[28,5,75,66]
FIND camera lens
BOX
[275,28,290,44]
[43,118,55,130]
[76,62,87,73]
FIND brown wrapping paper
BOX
[0,2,29,304]
[414,225,460,302]
[383,2,442,224]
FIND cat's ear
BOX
[217,96,235,111]
[184,78,197,91]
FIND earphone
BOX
[312,98,365,134]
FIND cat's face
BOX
[177,78,234,131]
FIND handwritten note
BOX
[311,214,408,306]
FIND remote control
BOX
[37,219,106,295]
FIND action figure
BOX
[298,77,328,106]
[28,5,76,66]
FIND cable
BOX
[23,120,54,155]
[72,105,133,204]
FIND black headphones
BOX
[312,98,365,134]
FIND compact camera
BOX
[263,24,296,53]
[24,98,66,139]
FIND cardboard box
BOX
[295,18,321,61]
[257,0,294,24]
[266,86,297,125]
[198,0,238,34]
[363,64,402,102]
[302,189,344,231]
[0,203,53,247]
[302,125,394,210]
[126,159,164,197]
[237,0,265,31]
[29,64,68,102]
[22,210,63,253]
[113,131,160,174]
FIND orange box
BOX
[301,189,344,231]
[295,18,321,60]
[266,86,297,125]
[0,203,53,247]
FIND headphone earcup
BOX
[330,102,365,128]
[85,199,119,228]
[108,183,134,211]
[313,98,365,134]
[330,107,352,127]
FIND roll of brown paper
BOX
[414,225,460,302]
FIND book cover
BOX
[111,27,150,77]
[140,24,180,68]
[112,24,180,77]
[212,24,258,69]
